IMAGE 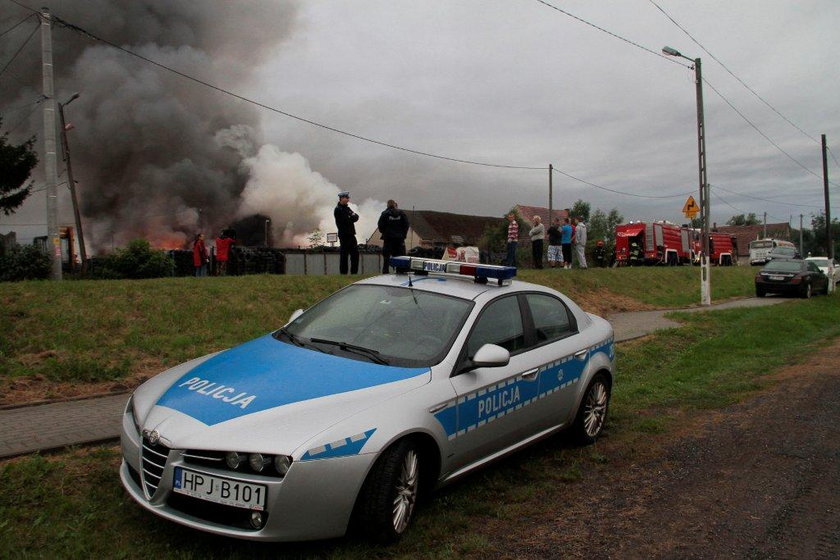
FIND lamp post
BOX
[58,92,87,272]
[265,218,271,247]
[663,46,711,306]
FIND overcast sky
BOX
[2,0,839,247]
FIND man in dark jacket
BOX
[377,199,409,273]
[334,191,360,274]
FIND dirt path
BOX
[476,339,840,559]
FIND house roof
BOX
[514,205,569,228]
[713,223,793,256]
[397,210,507,247]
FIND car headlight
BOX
[248,453,270,472]
[273,455,292,476]
[225,451,244,470]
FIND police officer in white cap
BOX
[334,191,360,274]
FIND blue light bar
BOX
[389,256,516,285]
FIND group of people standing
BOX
[192,231,235,277]
[335,191,409,275]
[506,212,588,269]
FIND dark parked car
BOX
[755,259,829,298]
[766,245,800,261]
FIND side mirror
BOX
[457,344,510,374]
[288,309,304,323]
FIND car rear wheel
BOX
[357,439,420,543]
[571,372,611,445]
[756,287,766,298]
[801,282,812,299]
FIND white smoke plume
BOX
[236,145,383,247]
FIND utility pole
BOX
[41,8,61,280]
[58,93,87,272]
[662,46,710,305]
[689,56,711,306]
[548,164,553,223]
[763,212,767,239]
[822,134,833,259]
[799,214,804,256]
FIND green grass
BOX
[0,275,358,387]
[518,265,757,308]
[0,267,756,396]
[2,272,839,558]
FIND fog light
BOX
[225,452,243,470]
[249,453,269,472]
[249,511,265,529]
[273,455,292,477]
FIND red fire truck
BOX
[614,222,692,266]
[688,230,738,266]
[614,223,738,266]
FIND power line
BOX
[533,0,689,68]
[701,78,839,188]
[551,167,691,199]
[0,18,38,79]
[714,184,826,210]
[2,95,45,134]
[0,12,34,39]
[649,0,819,144]
[49,15,547,172]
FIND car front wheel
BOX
[801,282,812,299]
[571,372,611,445]
[357,440,420,543]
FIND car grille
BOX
[141,438,170,499]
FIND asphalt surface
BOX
[0,297,785,459]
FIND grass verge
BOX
[1,267,756,404]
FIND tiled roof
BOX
[514,205,569,227]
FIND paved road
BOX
[0,297,785,459]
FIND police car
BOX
[119,256,615,543]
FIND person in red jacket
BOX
[214,231,234,276]
[193,233,209,277]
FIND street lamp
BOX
[265,218,271,247]
[663,46,711,306]
[58,92,87,272]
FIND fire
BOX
[151,234,189,251]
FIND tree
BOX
[307,229,324,248]
[0,120,38,215]
[0,244,50,281]
[589,208,624,244]
[809,212,840,256]
[95,239,175,279]
[569,200,591,223]
[726,213,760,226]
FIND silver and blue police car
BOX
[119,256,615,543]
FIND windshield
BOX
[278,284,473,367]
[763,260,803,272]
[808,258,829,267]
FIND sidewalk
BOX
[0,298,785,459]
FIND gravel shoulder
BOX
[475,337,840,559]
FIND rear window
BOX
[763,260,802,272]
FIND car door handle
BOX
[520,368,539,380]
[428,403,448,414]
[574,349,588,361]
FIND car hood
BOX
[134,334,430,454]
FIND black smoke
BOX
[1,1,300,250]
